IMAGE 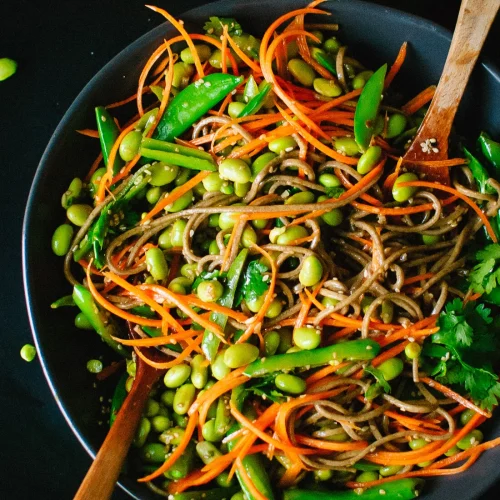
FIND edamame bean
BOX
[265,299,283,319]
[277,328,294,353]
[181,44,212,64]
[409,439,427,450]
[422,234,441,245]
[285,191,315,205]
[457,430,483,450]
[161,389,176,407]
[352,70,374,90]
[159,426,185,446]
[357,471,379,483]
[119,130,142,162]
[208,214,220,229]
[276,225,309,245]
[378,358,404,381]
[299,255,323,287]
[293,326,321,350]
[219,159,252,184]
[66,204,92,227]
[224,343,260,368]
[209,240,220,255]
[219,208,243,230]
[313,77,342,97]
[75,312,93,330]
[252,151,277,177]
[167,188,193,212]
[380,465,404,477]
[125,376,134,392]
[196,441,222,465]
[357,146,382,175]
[318,173,341,188]
[146,247,169,281]
[234,182,250,198]
[460,409,476,427]
[52,224,74,256]
[0,58,17,81]
[321,208,343,226]
[197,280,224,302]
[175,167,190,186]
[228,101,246,118]
[190,354,209,389]
[216,471,235,488]
[380,300,394,324]
[140,443,167,463]
[170,219,187,247]
[151,415,171,433]
[405,342,421,360]
[202,172,224,192]
[145,399,160,417]
[264,331,281,356]
[89,167,107,196]
[314,469,333,481]
[209,49,233,69]
[158,226,173,249]
[385,113,407,139]
[149,162,179,186]
[241,226,257,248]
[202,419,221,442]
[86,359,103,373]
[445,445,460,457]
[392,172,419,202]
[246,295,265,313]
[323,37,341,53]
[164,364,191,388]
[172,62,194,88]
[275,373,307,395]
[211,351,231,380]
[61,177,83,208]
[334,137,361,156]
[146,186,162,205]
[288,58,316,87]
[268,136,297,154]
[133,417,151,447]
[173,383,196,415]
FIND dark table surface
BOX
[1,0,499,498]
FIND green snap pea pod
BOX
[141,137,214,161]
[238,83,272,118]
[140,148,216,171]
[154,73,243,142]
[354,64,387,152]
[109,373,128,426]
[464,147,495,194]
[244,339,380,377]
[284,479,425,500]
[95,106,125,175]
[170,487,239,500]
[478,131,500,169]
[50,294,75,308]
[310,47,337,75]
[352,460,381,472]
[243,75,260,102]
[202,249,248,361]
[72,285,129,357]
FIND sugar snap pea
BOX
[95,106,125,175]
[478,131,500,169]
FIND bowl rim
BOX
[22,0,500,498]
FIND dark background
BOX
[1,0,498,498]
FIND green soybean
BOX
[241,225,257,248]
[209,240,220,255]
[288,59,316,87]
[66,204,92,227]
[252,151,277,177]
[145,399,160,417]
[61,177,83,208]
[197,280,224,302]
[196,441,223,466]
[313,78,342,97]
[202,419,221,442]
[171,219,187,247]
[264,331,281,356]
[166,188,193,212]
[352,70,374,90]
[219,159,252,184]
[209,49,234,69]
[164,364,191,388]
[409,439,427,451]
[293,326,321,350]
[228,101,246,119]
[405,342,421,360]
[234,182,250,198]
[175,167,191,186]
[19,344,36,362]
[422,234,441,245]
[276,225,309,245]
[321,208,343,226]
[52,224,74,256]
[334,137,361,156]
[318,173,341,188]
[385,113,407,139]
[269,136,297,154]
[219,207,243,230]
[299,255,323,287]
[285,191,315,205]
[119,130,142,161]
[161,390,176,407]
[277,328,294,354]
[211,351,232,381]
[0,58,17,81]
[357,145,382,175]
[460,409,476,427]
[265,299,283,319]
[151,415,172,433]
[314,469,333,481]
[190,354,209,389]
[146,186,162,204]
[323,37,341,53]
[203,172,224,192]
[356,471,379,483]
[181,44,212,64]
[378,358,404,381]
[224,343,260,368]
[275,373,307,395]
[149,162,179,186]
[146,247,169,281]
[158,226,173,249]
[133,417,151,447]
[75,312,93,330]
[159,426,185,446]
[457,430,483,450]
[140,443,167,463]
[392,172,419,202]
[173,384,196,415]
[380,465,404,477]
[172,62,194,88]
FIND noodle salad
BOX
[50,2,500,499]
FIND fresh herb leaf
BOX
[325,186,346,199]
[204,16,242,37]
[364,365,391,393]
[235,260,270,306]
[469,243,500,294]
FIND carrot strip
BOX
[111,329,198,346]
[76,129,99,138]
[305,362,351,385]
[235,457,268,500]
[182,294,249,322]
[402,272,436,286]
[351,195,457,216]
[294,433,369,451]
[385,41,407,88]
[398,180,498,242]
[402,85,436,115]
[226,31,261,73]
[141,170,210,223]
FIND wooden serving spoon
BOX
[74,325,168,500]
[404,0,500,184]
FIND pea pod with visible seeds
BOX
[95,106,125,175]
[154,73,243,142]
[238,82,272,117]
[354,64,387,152]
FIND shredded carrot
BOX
[305,361,351,385]
[235,457,268,500]
[111,329,198,347]
[294,434,369,451]
[351,195,457,216]
[385,41,407,88]
[399,180,498,242]
[76,129,99,138]
[402,85,436,115]
[141,170,210,223]
[402,272,436,286]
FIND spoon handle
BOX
[74,363,160,500]
[405,0,499,164]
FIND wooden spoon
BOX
[74,325,168,500]
[403,0,500,184]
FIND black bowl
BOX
[23,0,500,498]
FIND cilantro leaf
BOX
[325,186,346,199]
[468,243,500,294]
[235,260,270,306]
[203,17,242,37]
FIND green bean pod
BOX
[95,106,125,175]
